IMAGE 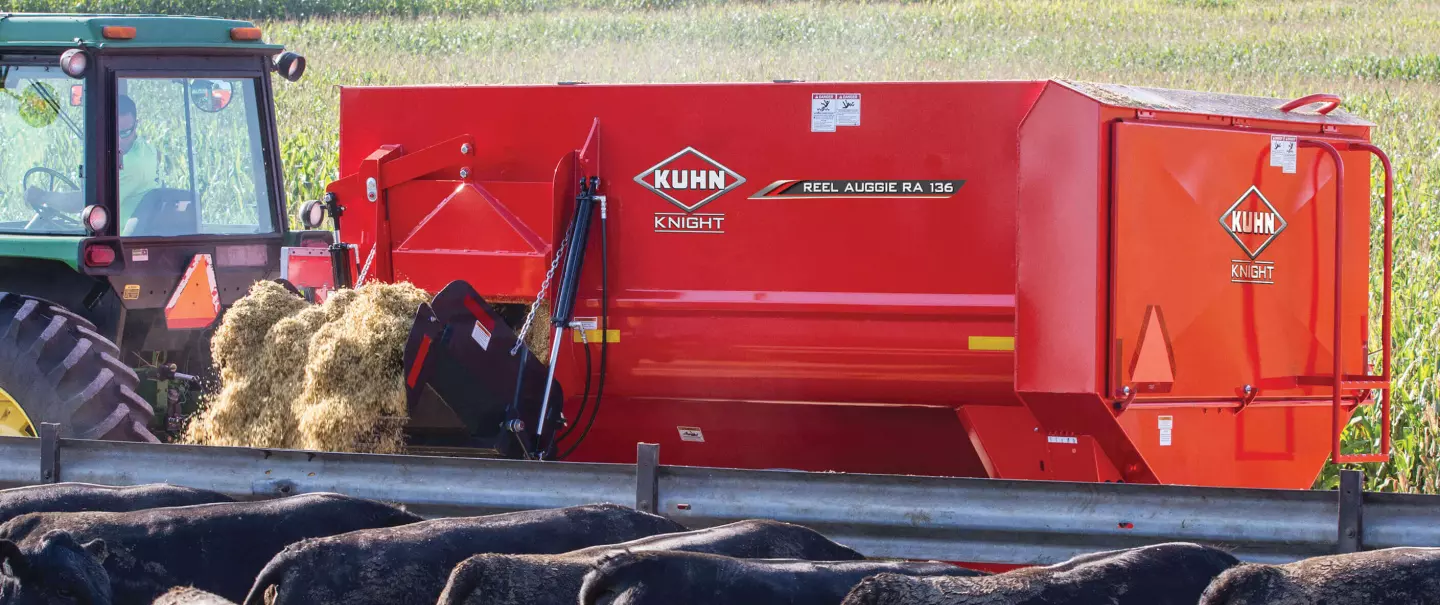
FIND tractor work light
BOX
[59,49,87,78]
[230,27,263,41]
[274,52,307,83]
[101,26,136,40]
[300,199,326,229]
[83,243,116,267]
[82,204,109,234]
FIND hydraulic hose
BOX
[559,195,608,461]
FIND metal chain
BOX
[356,243,378,286]
[511,219,576,355]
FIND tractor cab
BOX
[0,15,324,443]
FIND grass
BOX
[250,0,1440,492]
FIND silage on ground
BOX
[185,280,430,453]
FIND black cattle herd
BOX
[0,483,1435,604]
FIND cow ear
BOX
[81,539,107,563]
[0,540,28,577]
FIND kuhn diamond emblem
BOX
[1219,185,1288,260]
[634,147,746,213]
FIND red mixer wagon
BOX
[304,79,1392,490]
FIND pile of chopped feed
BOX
[184,281,430,454]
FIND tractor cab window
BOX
[0,63,87,235]
[116,76,274,237]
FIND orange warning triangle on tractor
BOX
[165,254,221,330]
[1130,305,1176,387]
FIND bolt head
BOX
[460,143,472,154]
[459,168,471,179]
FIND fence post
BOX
[635,443,659,514]
[39,423,60,484]
[1337,469,1364,553]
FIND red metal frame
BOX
[324,135,477,284]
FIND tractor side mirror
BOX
[274,52,306,83]
[189,79,234,113]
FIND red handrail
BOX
[1345,142,1396,464]
[1280,93,1343,115]
[1299,139,1395,465]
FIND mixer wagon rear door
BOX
[1110,122,1372,401]
[1108,121,1376,484]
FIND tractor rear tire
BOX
[0,292,158,443]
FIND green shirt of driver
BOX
[117,137,161,236]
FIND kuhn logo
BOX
[1219,186,1287,260]
[634,147,745,213]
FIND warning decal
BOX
[471,311,495,351]
[678,426,705,442]
[811,94,837,132]
[837,93,861,126]
[811,93,861,132]
[1159,415,1174,447]
[1270,135,1297,174]
[471,321,491,350]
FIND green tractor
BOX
[0,15,328,442]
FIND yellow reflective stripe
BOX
[968,336,1015,351]
[573,329,621,343]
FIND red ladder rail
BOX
[1297,139,1395,465]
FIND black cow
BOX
[152,587,237,604]
[578,550,985,605]
[1199,547,1440,605]
[0,483,234,525]
[439,519,867,605]
[0,530,110,605]
[244,503,686,605]
[0,492,422,605]
[839,542,1240,605]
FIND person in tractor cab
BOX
[24,95,161,236]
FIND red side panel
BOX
[1016,84,1107,396]
[560,397,990,477]
[1014,84,1157,483]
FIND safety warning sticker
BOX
[471,318,493,351]
[837,93,861,126]
[1270,135,1297,174]
[811,94,837,132]
[1158,415,1174,447]
[132,248,149,262]
[678,426,705,442]
[811,93,861,132]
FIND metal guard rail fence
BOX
[2,427,1438,566]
